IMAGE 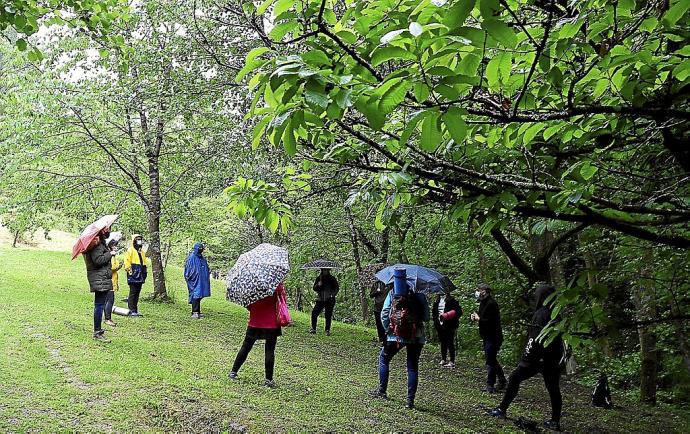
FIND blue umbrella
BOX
[375,264,456,294]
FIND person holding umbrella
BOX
[184,242,211,318]
[226,244,291,388]
[228,282,288,388]
[124,234,148,316]
[310,268,339,336]
[83,226,115,341]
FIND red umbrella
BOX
[71,214,118,260]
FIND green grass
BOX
[1,246,688,433]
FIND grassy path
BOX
[0,247,688,433]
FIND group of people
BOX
[83,228,565,430]
[83,229,150,341]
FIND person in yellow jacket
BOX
[104,232,124,327]
[124,234,148,317]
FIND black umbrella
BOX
[300,259,341,270]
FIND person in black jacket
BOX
[432,290,462,368]
[490,284,564,431]
[310,268,339,336]
[369,281,391,344]
[84,228,114,342]
[471,283,506,392]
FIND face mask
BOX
[475,290,481,301]
[135,240,143,248]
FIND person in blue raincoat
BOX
[184,243,211,318]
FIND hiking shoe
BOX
[264,379,276,388]
[129,312,142,317]
[198,313,204,318]
[93,332,111,343]
[543,420,561,431]
[439,359,447,366]
[443,362,456,369]
[325,330,331,336]
[483,385,496,394]
[405,401,415,410]
[104,319,117,327]
[228,371,238,380]
[368,388,388,399]
[191,312,200,319]
[308,329,316,334]
[496,380,507,391]
[489,408,506,418]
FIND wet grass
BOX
[0,246,688,433]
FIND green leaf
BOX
[247,47,271,63]
[335,89,353,109]
[457,53,481,76]
[269,21,298,41]
[282,119,297,156]
[479,0,500,19]
[375,201,387,230]
[273,0,294,17]
[379,80,412,113]
[522,123,544,146]
[301,49,330,66]
[256,0,276,14]
[355,96,386,130]
[304,89,329,108]
[442,107,467,144]
[662,0,690,27]
[673,60,690,81]
[420,110,442,152]
[16,38,28,51]
[371,47,417,66]
[400,111,427,145]
[443,0,476,29]
[486,52,512,88]
[482,18,517,48]
[252,115,272,149]
[580,162,598,181]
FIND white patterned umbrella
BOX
[226,243,290,307]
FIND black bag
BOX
[592,374,613,409]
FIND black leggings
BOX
[311,298,335,331]
[438,328,456,362]
[500,362,562,422]
[128,283,142,313]
[191,298,201,314]
[231,334,278,381]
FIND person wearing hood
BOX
[490,284,565,431]
[124,234,148,316]
[432,290,462,368]
[471,283,506,393]
[310,268,339,336]
[184,242,211,319]
[84,227,114,341]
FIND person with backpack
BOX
[124,234,148,317]
[471,283,506,393]
[369,281,391,345]
[432,290,462,368]
[228,283,289,388]
[83,227,114,342]
[369,286,430,409]
[490,284,564,431]
[184,242,211,319]
[310,268,339,335]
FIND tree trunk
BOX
[147,197,168,300]
[346,208,366,322]
[634,253,658,405]
[12,230,20,248]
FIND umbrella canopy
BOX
[105,231,123,246]
[375,264,456,294]
[226,243,290,307]
[71,214,118,260]
[300,259,341,270]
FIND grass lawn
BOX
[0,246,688,433]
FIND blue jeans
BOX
[94,291,107,332]
[378,341,423,404]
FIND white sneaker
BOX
[439,359,447,366]
[444,362,456,369]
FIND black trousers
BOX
[93,291,108,332]
[191,298,201,314]
[500,362,562,422]
[127,282,142,313]
[231,334,278,381]
[374,310,386,343]
[311,298,335,331]
[104,291,115,320]
[484,339,506,386]
[438,328,456,362]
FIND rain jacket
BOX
[184,242,211,303]
[124,234,148,284]
[432,294,462,330]
[84,239,114,293]
[248,284,285,329]
[381,291,430,344]
[478,295,503,343]
[111,256,123,291]
[313,273,339,302]
[521,285,563,366]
